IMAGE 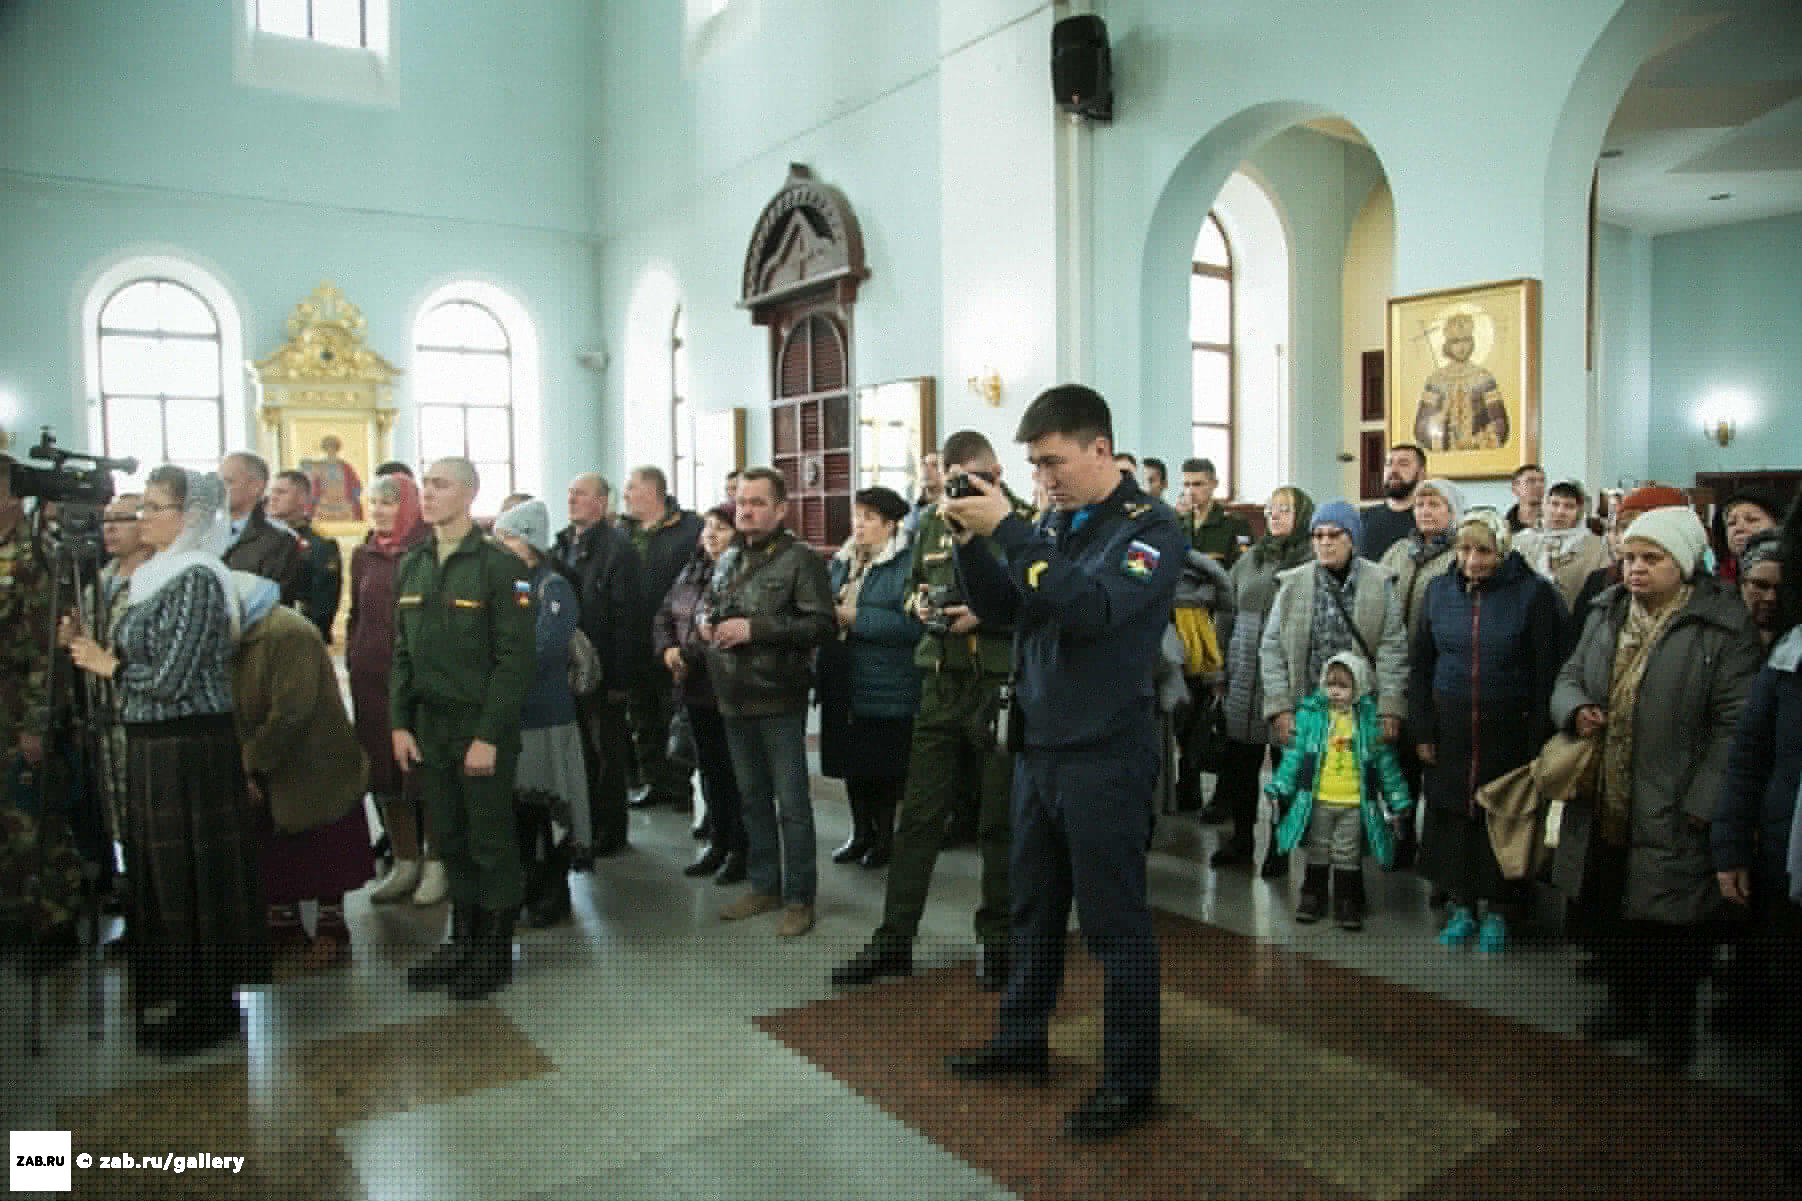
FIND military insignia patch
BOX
[1122,540,1160,580]
[513,580,532,609]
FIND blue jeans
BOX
[722,712,816,905]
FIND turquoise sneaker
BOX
[1436,906,1477,949]
[1476,912,1508,955]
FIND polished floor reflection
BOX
[0,790,1785,1200]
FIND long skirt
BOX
[125,716,269,1015]
[258,804,376,907]
[515,722,591,846]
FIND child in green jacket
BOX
[1266,651,1412,930]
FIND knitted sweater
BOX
[112,565,235,724]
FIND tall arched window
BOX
[96,279,227,483]
[670,306,697,507]
[1191,212,1235,496]
[414,299,515,514]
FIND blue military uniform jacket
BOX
[955,476,1184,750]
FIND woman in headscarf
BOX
[66,466,266,1055]
[817,486,923,871]
[1513,480,1611,610]
[1210,485,1313,874]
[1553,505,1762,1069]
[1410,508,1564,954]
[349,473,438,905]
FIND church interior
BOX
[3,1,1800,1198]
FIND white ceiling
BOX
[1598,1,1802,235]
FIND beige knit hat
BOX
[1622,505,1708,580]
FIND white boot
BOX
[411,859,450,906]
[369,858,422,904]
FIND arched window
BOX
[670,306,697,508]
[1191,211,1235,496]
[255,0,371,48]
[95,279,228,484]
[414,298,516,515]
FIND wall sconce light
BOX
[967,367,1002,406]
[1701,416,1736,448]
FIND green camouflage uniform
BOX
[0,520,81,945]
[869,489,1034,953]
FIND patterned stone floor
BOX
[0,788,1788,1200]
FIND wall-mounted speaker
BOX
[1052,15,1112,123]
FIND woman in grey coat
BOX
[1211,486,1313,873]
[1552,505,1762,1070]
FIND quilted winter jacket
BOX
[1259,559,1408,721]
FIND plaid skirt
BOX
[125,716,270,996]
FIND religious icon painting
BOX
[1386,278,1540,479]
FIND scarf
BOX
[128,469,242,638]
[371,473,424,555]
[1407,528,1455,564]
[1250,487,1315,569]
[1527,526,1590,576]
[1599,584,1693,846]
[832,525,909,638]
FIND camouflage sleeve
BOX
[0,538,52,743]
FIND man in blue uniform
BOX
[939,384,1183,1141]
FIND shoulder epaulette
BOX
[1124,503,1152,519]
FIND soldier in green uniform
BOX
[0,454,82,965]
[832,431,1033,990]
[391,458,536,1001]
[1177,457,1250,568]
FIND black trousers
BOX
[687,702,746,854]
[577,693,631,847]
[1214,737,1270,847]
[1581,840,1711,1026]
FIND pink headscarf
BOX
[371,473,423,554]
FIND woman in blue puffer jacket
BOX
[817,487,924,869]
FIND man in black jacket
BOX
[268,470,342,644]
[552,472,642,858]
[620,466,703,811]
[221,452,302,605]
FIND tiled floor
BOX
[0,789,1783,1200]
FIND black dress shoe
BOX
[1062,1087,1156,1140]
[945,1045,1048,1084]
[684,845,728,878]
[831,943,912,988]
[975,945,1009,991]
[713,851,747,885]
[1259,850,1290,879]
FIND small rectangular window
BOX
[257,0,369,49]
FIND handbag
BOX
[666,706,697,770]
[565,628,603,697]
[1184,689,1230,776]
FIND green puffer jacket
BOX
[1267,653,1412,867]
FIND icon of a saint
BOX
[1413,312,1510,452]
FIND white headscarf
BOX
[127,468,242,638]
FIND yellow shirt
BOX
[1316,709,1360,807]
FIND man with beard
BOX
[1359,444,1426,561]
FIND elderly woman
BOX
[66,467,265,1055]
[350,473,440,906]
[1737,530,1784,650]
[1514,480,1611,610]
[1714,512,1800,1171]
[1554,505,1762,1069]
[817,486,923,870]
[656,505,748,883]
[1211,486,1314,872]
[492,499,589,927]
[1411,509,1565,954]
[232,576,372,969]
[1716,489,1782,584]
[1259,499,1408,919]
[1570,484,1688,639]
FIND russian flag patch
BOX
[514,579,533,608]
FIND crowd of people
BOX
[1,391,1798,1161]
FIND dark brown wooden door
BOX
[771,311,852,551]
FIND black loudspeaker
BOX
[1052,14,1113,122]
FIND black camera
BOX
[5,428,135,508]
[920,583,964,635]
[942,470,996,500]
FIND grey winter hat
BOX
[494,498,552,554]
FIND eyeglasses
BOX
[1310,528,1348,540]
[138,501,182,515]
[101,516,138,526]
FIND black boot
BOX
[408,902,479,991]
[976,943,1010,991]
[516,809,548,917]
[860,794,895,869]
[525,846,572,927]
[1296,864,1330,924]
[449,907,516,1001]
[1211,833,1253,867]
[831,941,913,988]
[1333,869,1366,931]
[685,842,729,877]
[1260,849,1290,879]
[833,794,871,864]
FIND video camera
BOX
[920,583,964,635]
[5,428,135,508]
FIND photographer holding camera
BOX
[832,430,1033,991]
